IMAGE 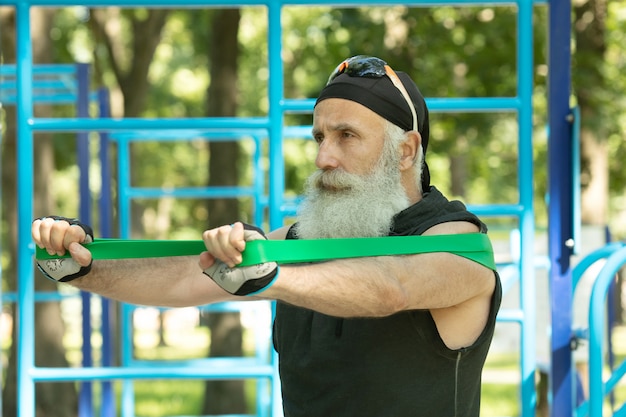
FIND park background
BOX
[1,2,626,416]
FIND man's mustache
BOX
[310,169,360,192]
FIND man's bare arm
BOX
[32,217,238,307]
[263,248,494,318]
[70,256,238,307]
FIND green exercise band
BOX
[35,233,496,271]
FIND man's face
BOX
[295,99,410,239]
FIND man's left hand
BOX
[201,222,278,296]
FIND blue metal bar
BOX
[2,291,80,303]
[0,94,83,104]
[497,309,526,323]
[98,89,113,239]
[267,0,284,231]
[281,202,527,218]
[30,365,276,380]
[30,117,271,131]
[571,106,581,254]
[604,358,626,396]
[110,128,268,141]
[0,63,79,74]
[253,136,267,227]
[548,0,574,414]
[572,242,624,290]
[517,1,537,416]
[76,62,94,417]
[97,87,116,417]
[127,358,274,368]
[0,122,2,417]
[1,80,77,90]
[3,0,548,5]
[117,140,132,238]
[266,5,285,416]
[15,2,37,417]
[588,246,626,416]
[120,303,135,417]
[123,186,259,198]
[282,97,523,113]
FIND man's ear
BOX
[399,131,422,171]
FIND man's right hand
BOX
[32,216,94,282]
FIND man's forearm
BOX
[263,256,409,318]
[70,255,236,307]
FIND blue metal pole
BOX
[517,1,537,416]
[77,62,94,417]
[0,73,3,417]
[548,0,574,415]
[588,246,626,416]
[97,87,116,417]
[15,2,37,417]
[267,0,284,231]
[268,5,284,416]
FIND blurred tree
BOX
[573,0,610,224]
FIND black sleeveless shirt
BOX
[273,187,502,417]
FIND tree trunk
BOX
[202,8,247,415]
[574,0,609,226]
[1,7,78,416]
[88,8,170,239]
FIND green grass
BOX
[482,382,520,416]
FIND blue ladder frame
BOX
[4,0,581,416]
[0,62,116,416]
[111,127,272,417]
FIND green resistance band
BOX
[35,233,496,271]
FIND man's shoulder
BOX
[267,225,291,240]
[422,221,481,236]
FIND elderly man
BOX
[32,56,501,416]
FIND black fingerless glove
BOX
[203,223,279,296]
[35,216,94,282]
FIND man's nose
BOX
[315,140,340,170]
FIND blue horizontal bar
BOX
[283,125,313,138]
[281,98,316,113]
[496,308,525,323]
[1,94,79,104]
[466,204,525,217]
[2,92,104,105]
[199,300,273,312]
[124,186,259,199]
[29,117,271,132]
[281,203,525,219]
[282,97,521,114]
[31,365,275,381]
[426,97,521,112]
[0,80,76,90]
[4,0,546,6]
[111,129,268,141]
[0,64,78,75]
[2,291,78,303]
[128,358,269,368]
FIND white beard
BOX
[294,144,410,239]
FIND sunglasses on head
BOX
[327,55,418,132]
